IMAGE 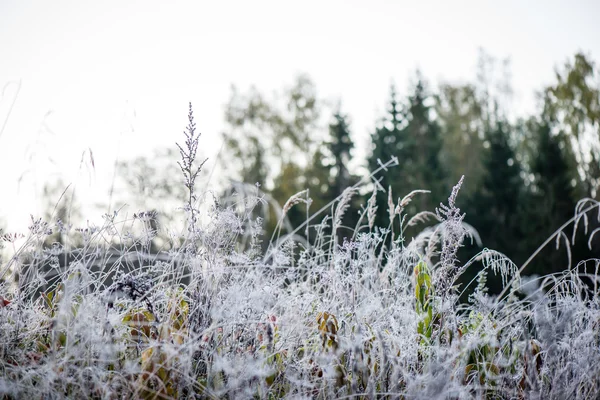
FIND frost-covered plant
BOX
[177,102,208,244]
[1,106,600,399]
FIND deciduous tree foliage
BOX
[435,83,486,200]
[221,77,361,242]
[222,75,320,190]
[543,52,600,199]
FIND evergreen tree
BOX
[324,110,361,239]
[368,78,446,231]
[402,78,447,213]
[470,120,525,263]
[298,109,361,243]
[327,111,355,201]
[454,119,526,296]
[522,119,580,275]
[368,84,405,227]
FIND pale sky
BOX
[1,0,599,234]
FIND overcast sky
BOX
[1,0,599,233]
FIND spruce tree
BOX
[327,111,355,200]
[402,78,447,213]
[368,84,405,228]
[457,120,525,295]
[523,119,581,275]
[471,120,525,262]
[324,110,360,240]
[368,78,446,230]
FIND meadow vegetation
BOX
[1,102,600,399]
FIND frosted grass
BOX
[1,108,599,399]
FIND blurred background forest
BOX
[218,51,600,292]
[32,50,599,294]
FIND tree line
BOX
[34,51,599,291]
[219,51,600,288]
